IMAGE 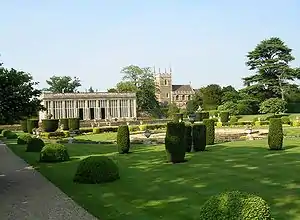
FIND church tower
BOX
[155,67,172,105]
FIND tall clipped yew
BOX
[268,118,283,150]
[117,125,130,154]
[184,124,192,152]
[59,118,69,130]
[193,124,206,151]
[27,119,39,134]
[165,122,186,163]
[20,120,28,133]
[203,119,215,145]
[220,111,229,123]
[42,119,59,132]
[68,118,80,130]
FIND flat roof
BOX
[40,92,136,100]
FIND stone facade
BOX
[39,92,137,121]
[155,68,195,108]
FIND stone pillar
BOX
[85,100,89,120]
[50,101,54,118]
[73,100,76,118]
[62,101,66,118]
[127,99,130,118]
[106,100,110,119]
[117,99,121,118]
[133,99,137,118]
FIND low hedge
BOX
[117,125,130,154]
[27,119,39,134]
[203,119,215,145]
[59,118,69,130]
[41,131,68,139]
[6,132,18,139]
[199,191,272,219]
[40,143,70,162]
[192,124,206,151]
[26,138,45,152]
[42,119,59,132]
[17,133,33,145]
[73,156,120,184]
[2,129,12,137]
[165,122,186,163]
[268,118,283,150]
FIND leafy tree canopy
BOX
[0,65,43,124]
[259,98,287,114]
[45,75,81,93]
[243,37,300,101]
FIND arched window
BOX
[164,79,168,85]
[176,95,179,100]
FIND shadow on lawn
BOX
[8,140,300,220]
[111,143,300,220]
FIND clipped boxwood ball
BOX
[26,137,45,152]
[17,133,33,145]
[73,156,120,184]
[199,191,272,220]
[40,143,70,162]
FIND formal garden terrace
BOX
[2,113,300,219]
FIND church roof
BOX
[172,84,194,92]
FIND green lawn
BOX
[6,137,300,220]
[238,113,300,121]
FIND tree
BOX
[243,37,300,101]
[107,88,118,93]
[221,86,240,103]
[186,90,203,115]
[116,81,137,93]
[0,66,43,124]
[120,65,160,116]
[259,98,287,114]
[167,103,180,118]
[88,86,94,93]
[45,75,81,93]
[201,84,222,110]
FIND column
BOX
[73,100,76,118]
[50,101,54,118]
[62,101,66,118]
[127,99,130,118]
[117,99,120,118]
[133,99,137,118]
[85,100,89,120]
[106,99,110,119]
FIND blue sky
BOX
[1,0,300,91]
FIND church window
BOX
[164,79,168,85]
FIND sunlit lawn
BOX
[6,137,300,220]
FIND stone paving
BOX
[0,141,98,220]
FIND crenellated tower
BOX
[155,67,172,105]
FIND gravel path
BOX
[0,141,98,220]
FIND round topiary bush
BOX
[203,119,215,145]
[192,124,206,151]
[73,156,120,184]
[26,137,45,152]
[20,120,28,132]
[268,118,283,150]
[199,191,272,220]
[220,111,230,123]
[68,118,80,130]
[42,119,59,132]
[185,124,192,152]
[27,119,39,134]
[117,125,130,154]
[17,133,33,145]
[165,122,186,163]
[59,118,69,130]
[2,129,12,137]
[40,143,70,162]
